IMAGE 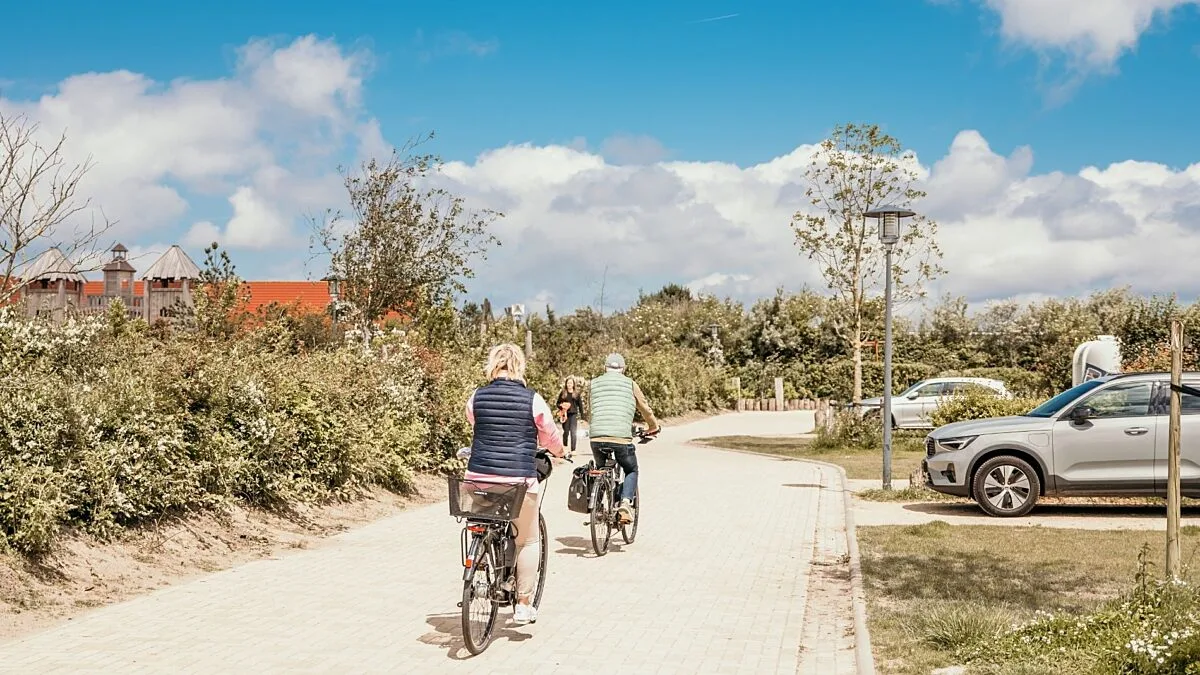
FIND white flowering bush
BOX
[0,310,472,555]
[624,345,736,418]
[956,546,1200,673]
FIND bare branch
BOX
[0,112,112,302]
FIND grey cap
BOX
[605,352,626,369]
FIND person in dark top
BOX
[464,343,564,626]
[556,377,583,455]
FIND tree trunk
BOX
[852,313,864,404]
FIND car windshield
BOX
[897,380,927,396]
[1025,379,1107,418]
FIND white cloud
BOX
[6,35,1200,314]
[441,132,1200,312]
[183,221,221,250]
[0,34,373,263]
[237,35,367,119]
[687,273,753,295]
[195,186,294,250]
[978,0,1198,70]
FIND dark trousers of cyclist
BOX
[590,442,638,502]
[562,414,578,453]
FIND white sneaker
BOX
[617,499,634,524]
[513,603,537,625]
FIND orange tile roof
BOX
[79,280,332,313]
[69,279,418,324]
[83,281,146,296]
[242,281,331,313]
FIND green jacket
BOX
[588,371,658,442]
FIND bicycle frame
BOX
[587,459,622,512]
[460,519,515,588]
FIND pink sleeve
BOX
[465,391,475,426]
[532,394,565,455]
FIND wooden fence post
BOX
[1168,319,1184,578]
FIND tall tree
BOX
[790,123,944,402]
[1,112,111,302]
[312,135,501,342]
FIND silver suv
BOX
[860,377,1011,430]
[924,372,1199,517]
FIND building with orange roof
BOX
[13,244,338,323]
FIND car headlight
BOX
[937,436,978,452]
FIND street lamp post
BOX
[323,276,342,325]
[864,205,915,490]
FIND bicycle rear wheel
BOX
[461,544,499,655]
[533,512,548,609]
[589,479,614,556]
[620,486,639,544]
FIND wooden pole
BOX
[1168,319,1184,579]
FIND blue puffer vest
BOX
[468,378,538,478]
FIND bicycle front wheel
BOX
[461,544,499,655]
[621,486,640,544]
[533,512,548,609]
[589,480,614,556]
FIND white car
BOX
[858,377,1011,430]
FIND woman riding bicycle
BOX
[464,343,565,625]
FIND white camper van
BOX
[1071,335,1122,387]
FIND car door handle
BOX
[1125,427,1149,436]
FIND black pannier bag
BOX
[567,463,593,513]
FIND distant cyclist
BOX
[586,353,660,524]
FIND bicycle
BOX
[449,448,565,656]
[586,426,657,557]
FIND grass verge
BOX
[694,434,927,480]
[859,522,1200,674]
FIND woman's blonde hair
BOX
[484,343,526,382]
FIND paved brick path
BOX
[0,412,860,674]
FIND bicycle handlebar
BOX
[633,427,661,444]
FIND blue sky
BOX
[3,0,1200,310]
[5,0,1197,172]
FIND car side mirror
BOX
[906,392,920,400]
[1069,406,1095,423]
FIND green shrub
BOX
[785,360,938,402]
[812,410,881,450]
[624,346,734,418]
[929,386,1045,428]
[0,308,472,555]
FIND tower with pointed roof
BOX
[19,247,86,322]
[96,243,140,310]
[141,245,202,321]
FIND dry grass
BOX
[858,523,1200,674]
[694,434,927,480]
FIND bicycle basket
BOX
[448,478,527,521]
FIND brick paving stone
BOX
[0,411,860,674]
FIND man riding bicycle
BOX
[586,353,660,524]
